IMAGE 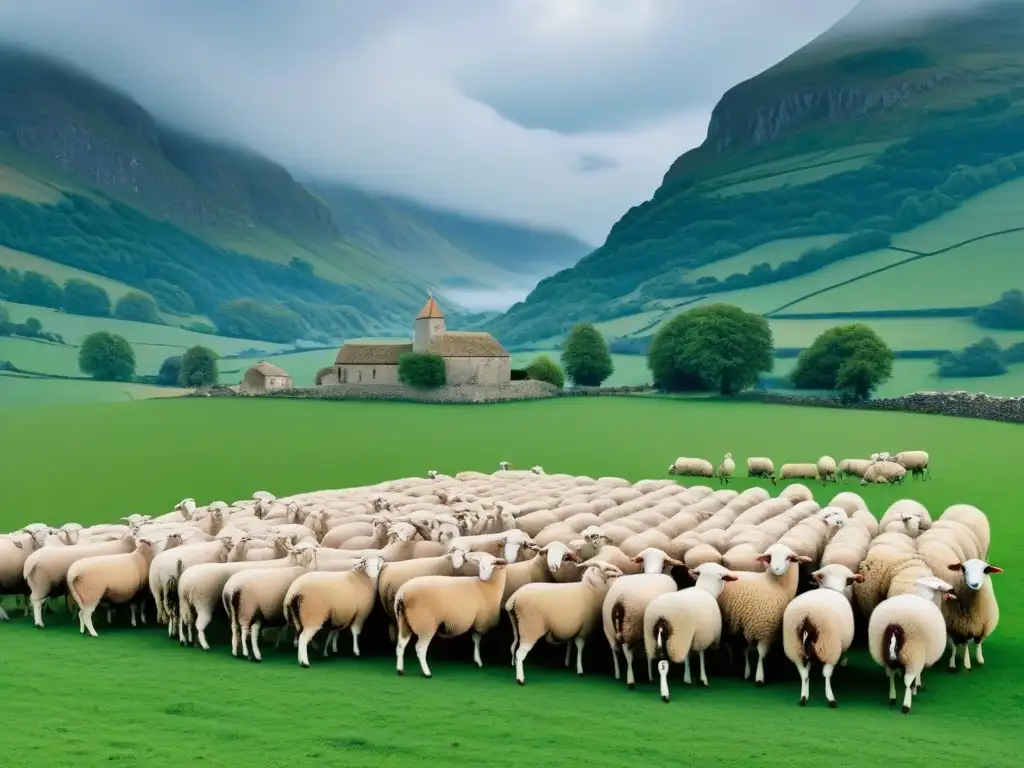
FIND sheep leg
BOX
[885,668,897,705]
[31,599,45,628]
[796,659,810,705]
[962,643,972,671]
[350,622,363,656]
[414,632,435,678]
[395,629,411,676]
[195,608,213,650]
[754,639,770,685]
[683,654,692,684]
[839,653,848,667]
[698,650,709,687]
[138,602,146,625]
[574,636,586,675]
[901,672,916,713]
[275,627,285,649]
[472,631,484,668]
[914,670,922,694]
[106,607,114,624]
[509,621,519,667]
[648,656,653,681]
[296,630,315,667]
[129,603,138,627]
[657,659,671,703]
[564,642,571,667]
[622,644,635,688]
[947,638,958,671]
[823,663,837,708]
[0,604,9,621]
[81,605,99,637]
[975,640,985,666]
[323,629,336,657]
[249,622,262,662]
[239,621,250,658]
[742,643,753,680]
[332,630,340,654]
[514,640,535,685]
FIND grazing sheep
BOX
[531,465,545,475]
[837,459,873,481]
[861,461,907,485]
[718,543,811,685]
[668,458,715,478]
[782,564,862,707]
[716,453,736,485]
[868,576,957,713]
[506,561,622,684]
[499,461,510,471]
[893,451,930,481]
[816,456,838,485]
[746,456,776,484]
[602,547,683,687]
[943,558,1002,672]
[779,463,819,481]
[284,556,386,667]
[395,553,509,678]
[643,562,737,701]
[68,538,158,636]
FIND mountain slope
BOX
[489,0,1024,347]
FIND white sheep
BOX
[745,456,776,483]
[499,461,510,471]
[284,555,386,667]
[395,552,509,678]
[376,549,475,639]
[643,562,737,701]
[868,576,957,713]
[837,459,873,481]
[816,456,838,485]
[506,561,622,684]
[68,538,159,636]
[714,453,736,485]
[667,457,715,478]
[943,558,1002,671]
[861,461,907,485]
[782,564,863,707]
[893,451,930,480]
[531,465,545,475]
[718,543,811,684]
[779,463,819,481]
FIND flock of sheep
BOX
[0,457,1000,714]
[670,450,930,486]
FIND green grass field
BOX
[0,397,1019,767]
[683,236,845,281]
[712,155,877,198]
[0,371,187,407]
[0,245,141,301]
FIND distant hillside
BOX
[490,0,1024,347]
[0,45,586,343]
[308,181,591,294]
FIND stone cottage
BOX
[242,361,293,393]
[320,297,510,386]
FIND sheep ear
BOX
[13,541,23,549]
[947,563,964,572]
[797,555,813,564]
[984,565,1003,575]
[721,573,738,582]
[631,555,644,563]
[811,571,823,581]
[665,557,683,567]
[852,573,865,583]
[755,554,771,564]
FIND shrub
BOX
[1002,340,1024,364]
[18,271,63,309]
[61,278,111,317]
[937,338,1007,377]
[974,289,1024,330]
[115,291,162,324]
[179,345,219,387]
[185,321,217,335]
[213,298,309,344]
[157,355,183,386]
[790,324,893,399]
[525,355,565,388]
[78,331,136,381]
[647,303,774,394]
[146,279,196,315]
[398,353,446,388]
[561,323,614,386]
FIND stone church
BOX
[318,297,511,387]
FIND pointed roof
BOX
[416,295,444,320]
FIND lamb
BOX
[782,564,863,707]
[223,545,319,660]
[893,450,930,480]
[602,548,683,687]
[868,576,957,713]
[717,543,811,684]
[779,463,819,481]
[816,456,838,485]
[746,456,776,483]
[394,552,510,678]
[68,538,159,636]
[943,558,1002,672]
[284,555,387,667]
[861,461,906,485]
[716,453,736,485]
[643,562,737,701]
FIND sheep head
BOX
[427,470,439,480]
[581,526,608,550]
[175,498,197,520]
[949,559,1003,591]
[579,560,622,586]
[915,576,957,602]
[538,541,579,572]
[165,532,184,549]
[687,562,739,597]
[498,461,510,471]
[811,564,863,593]
[500,530,533,562]
[474,553,508,581]
[447,547,469,569]
[386,522,417,543]
[435,522,460,546]
[632,547,682,574]
[756,544,811,576]
[530,465,544,475]
[352,555,385,579]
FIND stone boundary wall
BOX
[739,390,1024,424]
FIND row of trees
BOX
[77,331,219,387]
[0,306,64,344]
[0,266,164,324]
[396,352,569,390]
[937,337,1024,378]
[974,289,1024,330]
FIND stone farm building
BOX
[318,297,510,386]
[242,361,293,393]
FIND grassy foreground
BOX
[1,397,1020,767]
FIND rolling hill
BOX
[0,45,591,342]
[489,0,1024,362]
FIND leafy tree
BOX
[0,304,8,324]
[78,331,136,381]
[0,266,22,299]
[213,298,309,343]
[975,289,1024,330]
[157,355,183,386]
[525,355,565,388]
[62,278,111,317]
[179,345,219,387]
[24,317,43,334]
[937,338,1007,377]
[791,324,893,398]
[146,279,196,315]
[398,353,446,388]
[647,303,774,394]
[115,291,162,324]
[561,323,614,386]
[19,271,63,308]
[1003,340,1024,364]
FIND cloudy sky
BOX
[0,0,879,243]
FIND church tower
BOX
[413,295,445,353]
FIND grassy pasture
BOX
[785,232,1024,314]
[0,245,141,300]
[712,155,876,198]
[768,317,1024,351]
[0,163,64,204]
[0,397,1019,767]
[682,236,845,281]
[0,371,187,407]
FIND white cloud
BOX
[0,0,861,243]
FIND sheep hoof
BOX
[901,705,910,714]
[755,680,764,687]
[300,662,310,669]
[661,695,670,703]
[799,697,807,707]
[396,669,404,677]
[517,679,524,686]
[888,698,896,707]
[627,682,635,690]
[422,673,432,679]
[828,700,837,709]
